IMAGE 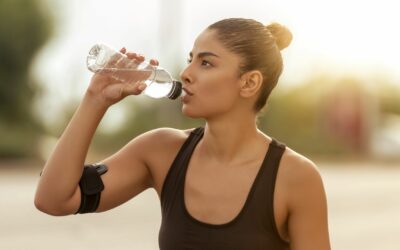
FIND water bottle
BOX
[86,43,183,99]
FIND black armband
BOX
[75,163,108,214]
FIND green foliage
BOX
[259,75,378,156]
[377,82,400,115]
[260,79,334,156]
[0,0,53,158]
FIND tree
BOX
[0,0,53,158]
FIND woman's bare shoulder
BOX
[279,146,323,186]
[134,127,196,166]
[118,127,196,168]
[281,146,319,170]
[138,127,194,146]
[134,127,196,194]
[278,146,327,210]
[278,146,330,248]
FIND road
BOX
[0,160,399,250]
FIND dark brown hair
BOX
[208,18,292,112]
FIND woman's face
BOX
[180,29,244,119]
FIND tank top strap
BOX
[160,127,204,210]
[249,137,286,236]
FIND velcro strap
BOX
[79,166,105,195]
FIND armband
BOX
[75,163,108,214]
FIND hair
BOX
[207,18,293,112]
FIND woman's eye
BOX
[186,58,212,67]
[201,60,211,66]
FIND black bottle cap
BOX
[168,81,182,100]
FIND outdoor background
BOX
[1,0,399,249]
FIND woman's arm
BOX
[34,92,108,215]
[286,157,331,250]
[34,49,157,215]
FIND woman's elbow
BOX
[34,195,72,216]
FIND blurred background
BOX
[0,0,399,249]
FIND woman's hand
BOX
[86,47,159,108]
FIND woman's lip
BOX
[181,94,191,102]
[182,87,194,96]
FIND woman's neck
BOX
[199,112,267,165]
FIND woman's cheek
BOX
[196,72,238,110]
[200,84,224,105]
[199,74,225,97]
[206,88,235,113]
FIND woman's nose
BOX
[179,65,192,85]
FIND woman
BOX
[35,18,331,249]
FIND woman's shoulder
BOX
[133,127,197,162]
[277,144,330,245]
[134,127,197,194]
[278,145,325,194]
[139,127,195,145]
[120,127,197,165]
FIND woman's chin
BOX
[181,106,204,119]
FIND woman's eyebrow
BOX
[189,51,220,59]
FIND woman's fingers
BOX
[126,52,137,59]
[126,52,144,62]
[149,59,159,66]
[106,48,154,96]
[121,82,147,96]
[125,50,158,66]
[103,81,147,101]
[136,54,145,62]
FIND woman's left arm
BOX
[287,158,331,250]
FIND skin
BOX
[35,29,331,250]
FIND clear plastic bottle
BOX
[86,43,183,99]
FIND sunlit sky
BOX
[33,0,400,130]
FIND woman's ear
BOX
[239,70,263,98]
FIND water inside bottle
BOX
[105,68,177,99]
[144,68,175,98]
[107,68,153,84]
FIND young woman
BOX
[35,18,331,250]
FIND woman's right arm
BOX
[34,49,158,215]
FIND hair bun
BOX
[266,22,293,50]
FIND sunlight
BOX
[280,0,399,75]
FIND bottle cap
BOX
[168,81,183,100]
